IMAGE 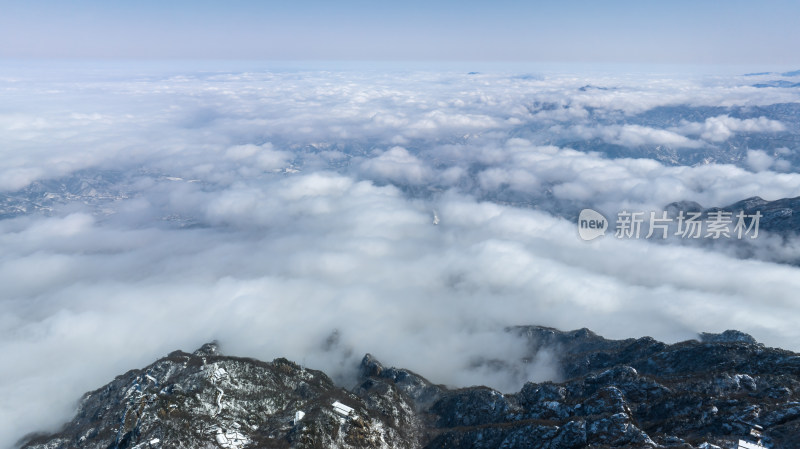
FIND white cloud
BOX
[2,64,800,449]
[5,180,800,446]
[746,149,774,172]
[428,138,800,212]
[675,115,786,142]
[573,123,704,148]
[358,146,433,185]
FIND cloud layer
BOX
[2,63,800,448]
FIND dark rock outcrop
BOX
[19,326,800,449]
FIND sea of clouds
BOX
[2,62,800,447]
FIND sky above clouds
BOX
[1,0,799,65]
[2,63,800,447]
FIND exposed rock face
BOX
[20,344,421,449]
[19,327,800,449]
[666,196,800,237]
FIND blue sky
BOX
[1,1,799,66]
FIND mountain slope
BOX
[19,328,800,449]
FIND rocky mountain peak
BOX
[19,327,800,449]
[193,341,221,357]
[700,330,760,345]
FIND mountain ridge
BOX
[18,327,800,449]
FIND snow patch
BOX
[213,428,250,449]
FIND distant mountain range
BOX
[744,70,800,77]
[752,81,800,89]
[19,327,800,449]
[744,69,800,88]
[667,195,800,237]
